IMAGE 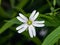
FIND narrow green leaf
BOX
[53,0,56,6]
[0,7,10,18]
[16,0,29,10]
[38,4,49,13]
[31,37,41,45]
[54,8,60,12]
[0,0,1,5]
[39,14,60,27]
[0,18,18,34]
[50,7,54,12]
[42,26,60,45]
[10,0,15,8]
[46,0,52,7]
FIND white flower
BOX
[16,10,45,38]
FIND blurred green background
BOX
[0,0,60,45]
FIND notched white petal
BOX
[17,24,28,33]
[16,24,26,30]
[19,13,28,21]
[29,25,36,38]
[29,10,36,20]
[29,25,34,38]
[33,12,39,20]
[31,26,36,37]
[33,23,45,27]
[16,16,26,22]
[33,21,45,24]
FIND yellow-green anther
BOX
[27,20,32,25]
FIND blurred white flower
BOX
[39,29,47,37]
[16,10,45,38]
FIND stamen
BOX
[27,20,32,25]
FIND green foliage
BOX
[10,0,15,8]
[15,0,29,10]
[42,26,60,45]
[53,0,56,6]
[0,0,60,45]
[0,18,17,33]
[0,0,1,5]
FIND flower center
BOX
[27,20,32,25]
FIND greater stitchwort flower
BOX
[16,10,45,38]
